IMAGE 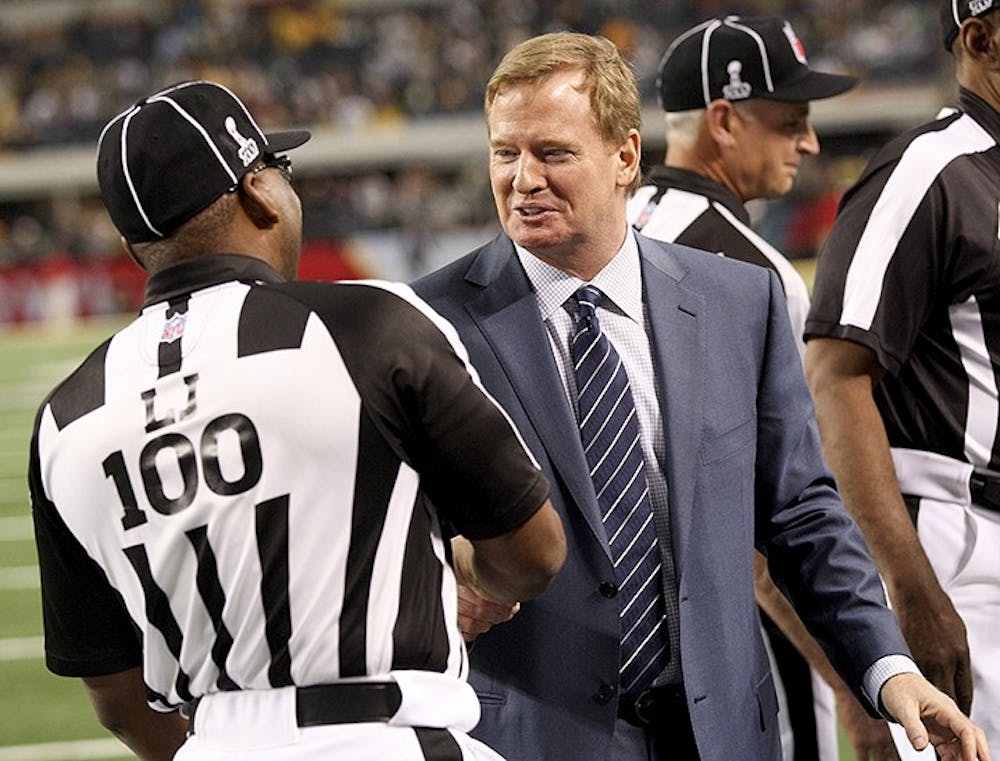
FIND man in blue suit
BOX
[412,31,989,761]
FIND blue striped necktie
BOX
[570,285,670,697]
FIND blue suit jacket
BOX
[412,233,908,761]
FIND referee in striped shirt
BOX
[806,1,1000,755]
[28,80,565,761]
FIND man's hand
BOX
[457,584,520,642]
[836,687,899,761]
[880,673,990,761]
[451,536,520,641]
[83,667,188,761]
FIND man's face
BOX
[726,99,819,200]
[487,68,638,272]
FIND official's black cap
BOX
[657,15,858,112]
[942,0,999,51]
[97,80,311,244]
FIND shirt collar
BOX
[515,230,644,322]
[957,87,1000,143]
[644,164,750,226]
[143,254,285,307]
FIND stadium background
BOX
[0,0,958,758]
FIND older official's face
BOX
[487,68,634,269]
[728,99,819,200]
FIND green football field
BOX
[0,318,133,760]
[0,315,858,760]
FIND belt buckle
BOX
[971,471,1000,511]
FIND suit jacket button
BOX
[595,684,616,704]
[599,581,618,598]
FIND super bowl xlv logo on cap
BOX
[225,116,260,167]
[722,61,752,100]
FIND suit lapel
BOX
[640,238,705,572]
[464,239,612,558]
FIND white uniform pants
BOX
[173,671,505,761]
[889,449,1000,758]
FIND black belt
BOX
[617,684,689,728]
[185,682,402,732]
[970,471,1000,513]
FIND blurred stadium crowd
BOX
[0,0,952,324]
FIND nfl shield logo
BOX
[160,313,187,344]
[782,21,809,65]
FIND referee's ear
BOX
[236,169,281,230]
[958,16,997,61]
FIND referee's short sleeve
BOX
[806,132,955,376]
[280,281,550,540]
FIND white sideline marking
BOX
[0,636,43,660]
[0,738,132,760]
[0,516,33,542]
[0,565,38,590]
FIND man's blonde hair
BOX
[485,32,642,193]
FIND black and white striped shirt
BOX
[806,88,1000,470]
[29,255,548,711]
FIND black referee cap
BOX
[942,0,999,51]
[657,15,857,112]
[97,80,310,244]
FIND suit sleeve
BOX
[754,271,911,708]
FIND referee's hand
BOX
[451,536,520,642]
[457,584,520,642]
